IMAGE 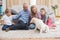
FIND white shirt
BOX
[1,15,13,25]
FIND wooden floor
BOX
[0,38,60,40]
[0,17,60,40]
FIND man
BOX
[7,3,30,30]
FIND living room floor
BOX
[0,18,60,40]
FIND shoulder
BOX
[27,10,30,13]
[18,10,24,13]
[1,15,7,20]
[36,12,41,17]
[19,10,23,13]
[45,14,49,17]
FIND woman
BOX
[29,5,38,29]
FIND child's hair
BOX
[40,8,46,14]
[5,8,10,14]
[40,8,45,11]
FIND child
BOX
[40,8,47,23]
[40,8,56,29]
[0,9,14,31]
[46,16,56,29]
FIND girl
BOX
[40,8,56,29]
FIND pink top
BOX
[36,12,41,19]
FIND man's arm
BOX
[12,11,21,20]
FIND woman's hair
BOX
[5,8,10,14]
[31,5,37,18]
[31,5,36,13]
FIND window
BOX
[2,0,6,13]
[30,0,36,5]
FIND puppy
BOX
[30,17,49,33]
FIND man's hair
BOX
[23,3,28,6]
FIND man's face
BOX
[23,4,28,11]
[40,10,46,15]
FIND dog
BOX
[30,17,49,33]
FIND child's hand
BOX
[1,20,6,25]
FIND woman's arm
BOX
[30,18,34,23]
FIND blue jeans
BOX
[2,25,11,30]
[29,23,35,29]
[9,20,28,30]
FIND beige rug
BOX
[0,20,60,39]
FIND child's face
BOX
[6,11,11,16]
[40,10,46,15]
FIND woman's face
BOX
[31,7,37,14]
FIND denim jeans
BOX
[10,20,28,30]
[29,23,35,29]
[2,25,11,30]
